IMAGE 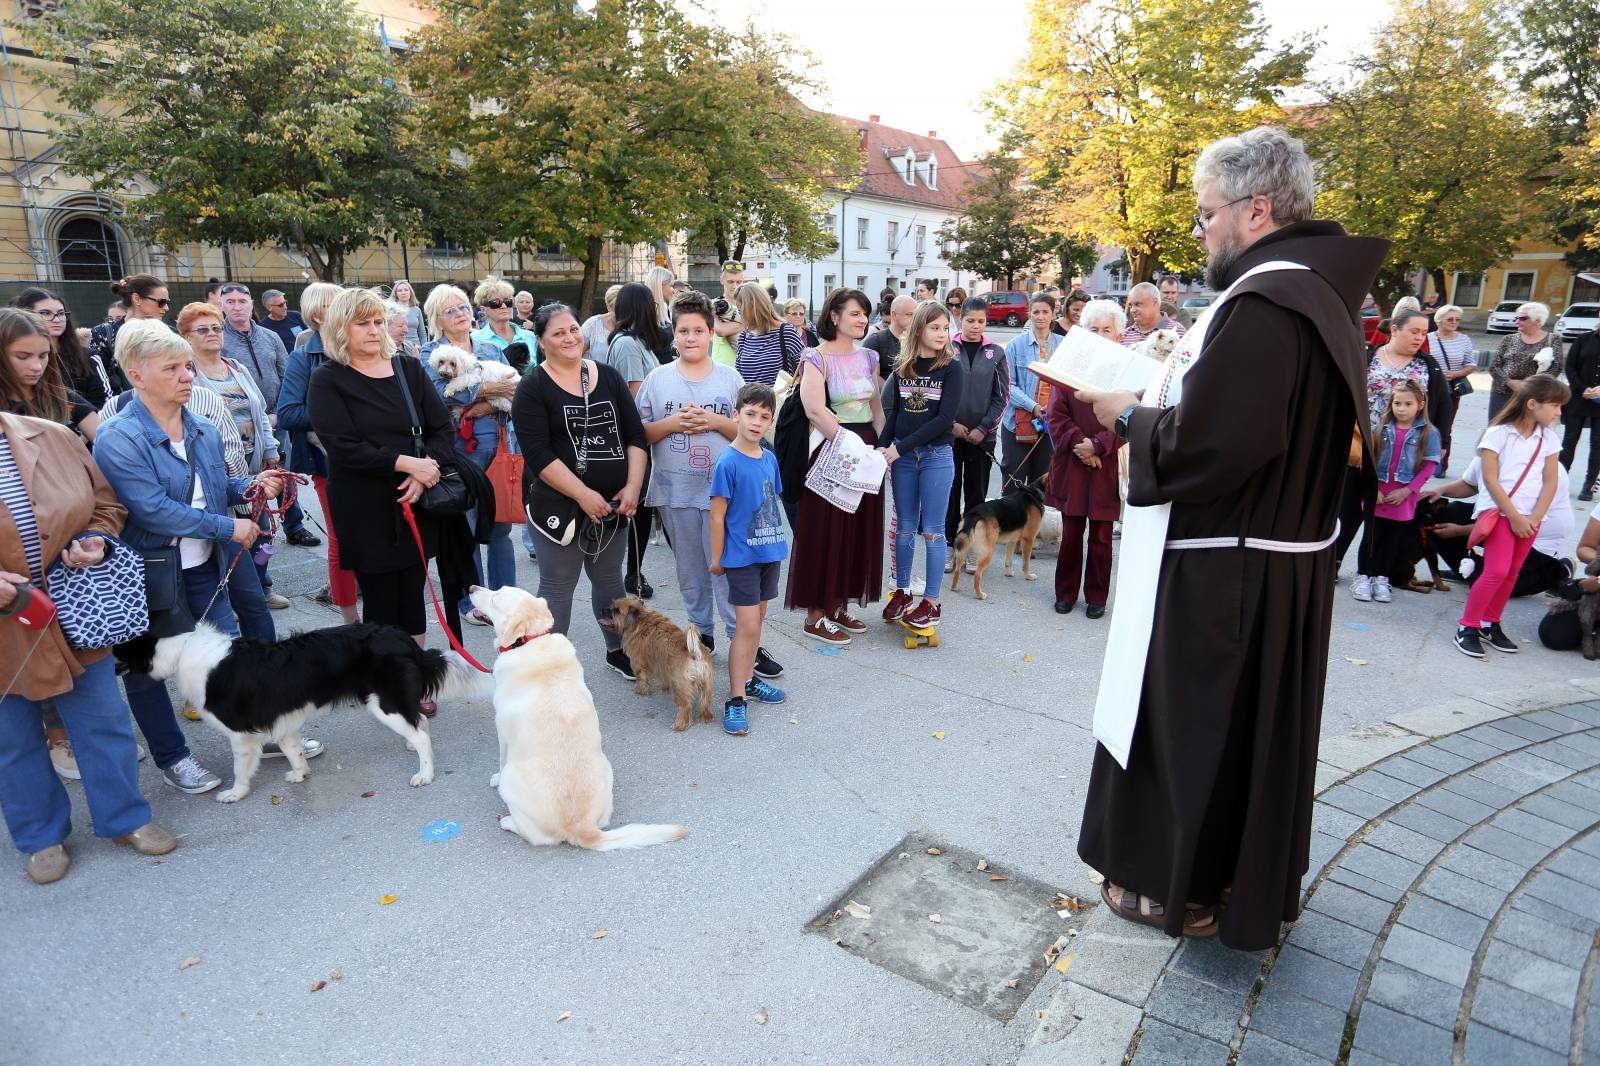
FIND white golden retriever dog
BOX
[427,345,519,413]
[468,585,687,851]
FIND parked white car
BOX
[1555,303,1600,341]
[1485,301,1523,333]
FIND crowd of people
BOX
[3,238,1599,893]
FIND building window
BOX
[856,275,868,290]
[1574,276,1600,304]
[786,274,800,299]
[915,225,926,257]
[887,221,899,253]
[1503,271,1535,303]
[928,160,938,189]
[822,274,836,293]
[823,213,837,232]
[856,218,869,250]
[56,216,124,281]
[903,150,916,187]
[1452,273,1485,308]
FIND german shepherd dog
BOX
[950,479,1047,600]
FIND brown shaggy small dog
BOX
[610,597,714,730]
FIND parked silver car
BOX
[1555,303,1599,341]
[1486,301,1522,333]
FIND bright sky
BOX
[707,0,1394,161]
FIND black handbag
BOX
[139,445,198,639]
[526,361,629,546]
[1437,333,1475,396]
[391,357,470,516]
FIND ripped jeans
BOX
[890,443,955,593]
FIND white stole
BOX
[1092,261,1309,769]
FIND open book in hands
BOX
[1029,325,1165,394]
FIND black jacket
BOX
[1564,331,1600,415]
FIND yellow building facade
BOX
[1438,237,1598,322]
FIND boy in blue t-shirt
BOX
[709,383,789,735]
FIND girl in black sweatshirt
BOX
[880,300,967,628]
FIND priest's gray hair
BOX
[1080,298,1127,335]
[1194,126,1315,225]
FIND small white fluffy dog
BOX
[427,345,520,413]
[468,585,688,851]
[1034,506,1063,555]
[1137,329,1181,363]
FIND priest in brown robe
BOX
[1075,127,1388,950]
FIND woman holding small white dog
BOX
[421,284,518,623]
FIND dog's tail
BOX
[952,515,976,556]
[572,822,689,851]
[420,648,490,702]
[684,624,714,716]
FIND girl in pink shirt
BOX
[1354,381,1440,604]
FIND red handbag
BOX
[486,424,526,525]
[1467,436,1542,549]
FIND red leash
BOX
[399,499,492,673]
[200,470,312,619]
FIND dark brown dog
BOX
[610,597,714,731]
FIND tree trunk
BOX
[732,223,747,263]
[1004,269,1015,289]
[577,235,604,315]
[1127,247,1156,284]
[714,221,730,266]
[1430,267,1448,304]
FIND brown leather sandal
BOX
[1101,882,1219,938]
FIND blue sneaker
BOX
[723,699,749,736]
[745,677,786,705]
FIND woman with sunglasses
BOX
[1488,302,1563,423]
[87,275,167,400]
[943,288,968,323]
[419,283,520,623]
[12,288,105,407]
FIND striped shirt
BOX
[1119,316,1187,349]
[0,434,43,580]
[1429,332,1475,374]
[101,387,249,477]
[734,324,804,387]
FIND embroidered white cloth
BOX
[804,428,886,513]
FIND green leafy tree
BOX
[409,0,733,311]
[677,27,859,265]
[20,0,439,282]
[936,154,1056,290]
[1301,0,1534,313]
[1002,0,1308,283]
[1512,0,1600,270]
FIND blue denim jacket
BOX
[1001,331,1059,433]
[1374,420,1442,485]
[276,333,327,476]
[421,338,510,466]
[94,394,254,552]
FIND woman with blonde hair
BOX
[781,298,819,347]
[581,284,624,364]
[643,266,675,329]
[391,279,425,345]
[276,282,359,622]
[308,291,460,689]
[733,281,804,387]
[471,276,538,356]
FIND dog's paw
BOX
[672,719,688,732]
[215,787,247,804]
[976,590,989,600]
[410,770,435,788]
[1025,571,1038,581]
[284,768,308,783]
[489,772,501,789]
[498,814,517,833]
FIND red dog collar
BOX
[498,629,551,653]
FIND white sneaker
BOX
[49,739,80,781]
[910,577,927,596]
[1372,577,1392,603]
[1350,575,1373,602]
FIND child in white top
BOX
[1455,373,1569,658]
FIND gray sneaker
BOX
[161,755,221,794]
[262,737,325,759]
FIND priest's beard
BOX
[1204,232,1245,291]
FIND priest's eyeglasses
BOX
[1193,195,1255,235]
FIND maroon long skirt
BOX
[785,423,884,613]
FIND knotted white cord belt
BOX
[1165,521,1340,553]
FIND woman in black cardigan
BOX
[308,288,462,712]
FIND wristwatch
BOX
[1113,403,1139,439]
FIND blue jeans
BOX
[458,444,517,611]
[227,540,276,641]
[891,444,955,592]
[122,550,243,769]
[0,657,151,853]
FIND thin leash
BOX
[198,470,310,621]
[967,432,1048,494]
[398,499,492,674]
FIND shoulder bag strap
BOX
[389,356,426,459]
[1504,433,1542,500]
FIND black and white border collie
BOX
[115,622,479,803]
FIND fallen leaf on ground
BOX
[688,782,698,788]
[926,847,943,856]
[378,894,398,905]
[556,1011,572,1023]
[929,913,942,924]
[991,875,1009,882]
[1023,654,1033,663]
[270,795,283,805]
[1055,953,1075,974]
[976,858,989,871]
[361,790,377,798]
[150,859,165,865]
[1036,1009,1047,1022]
[1343,657,1368,666]
[1088,871,1106,885]
[1004,978,1019,989]
[591,929,608,940]
[787,718,798,725]
[754,1008,769,1025]
[931,731,946,740]
[310,980,327,992]
[179,956,201,971]
[330,970,344,981]
[844,900,872,919]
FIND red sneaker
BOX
[904,598,942,628]
[882,588,914,622]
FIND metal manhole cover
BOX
[807,834,1095,1020]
